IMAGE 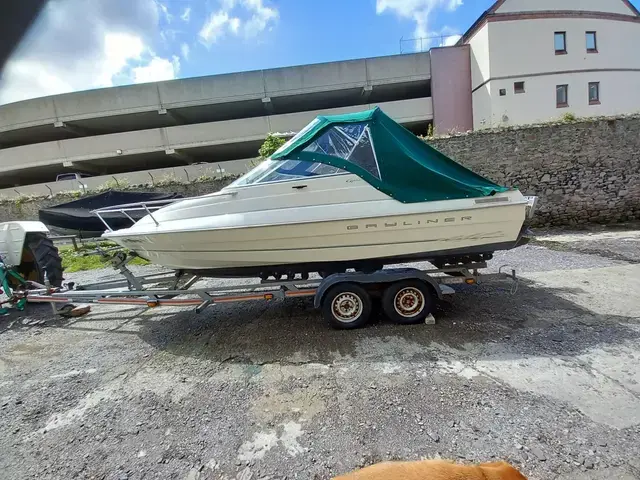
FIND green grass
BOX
[59,241,149,273]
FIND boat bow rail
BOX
[92,198,180,231]
[92,191,241,232]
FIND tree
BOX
[258,133,286,159]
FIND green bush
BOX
[258,133,286,159]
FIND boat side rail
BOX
[91,191,238,231]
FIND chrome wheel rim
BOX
[394,288,425,318]
[332,292,363,323]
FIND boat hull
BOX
[105,201,527,276]
[178,241,515,278]
[102,174,533,277]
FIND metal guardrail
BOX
[92,198,180,232]
[91,191,238,231]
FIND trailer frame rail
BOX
[3,254,518,328]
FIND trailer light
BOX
[465,278,476,285]
[264,294,274,300]
[147,299,159,307]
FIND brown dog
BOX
[333,460,527,480]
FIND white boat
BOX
[100,108,537,278]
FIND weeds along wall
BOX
[1,115,639,228]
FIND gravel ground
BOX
[1,229,640,480]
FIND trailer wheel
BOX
[382,280,434,325]
[12,233,64,288]
[321,283,371,330]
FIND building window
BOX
[555,32,567,54]
[499,88,507,96]
[586,31,598,53]
[514,81,525,94]
[589,82,600,104]
[556,84,569,108]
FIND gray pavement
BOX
[1,229,639,480]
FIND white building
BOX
[461,0,640,129]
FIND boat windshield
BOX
[228,159,347,187]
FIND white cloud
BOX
[181,6,191,22]
[431,25,461,47]
[198,0,278,45]
[160,28,180,44]
[241,0,278,37]
[0,61,74,103]
[376,0,463,17]
[441,33,461,46]
[229,17,241,34]
[158,2,173,23]
[221,0,237,10]
[181,42,190,60]
[100,33,145,84]
[376,0,463,45]
[199,10,233,44]
[132,55,180,83]
[0,0,181,104]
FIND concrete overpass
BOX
[0,48,473,188]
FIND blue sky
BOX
[0,0,638,104]
[166,0,490,78]
[154,0,493,79]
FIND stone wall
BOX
[1,115,639,228]
[429,115,640,227]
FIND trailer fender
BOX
[0,221,50,267]
[313,268,443,309]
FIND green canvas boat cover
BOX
[271,107,510,203]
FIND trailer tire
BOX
[382,280,434,325]
[13,233,64,288]
[321,283,371,330]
